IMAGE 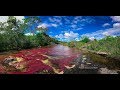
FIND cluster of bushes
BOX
[87,36,120,58]
[61,36,120,58]
[0,32,26,51]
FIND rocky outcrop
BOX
[2,56,16,66]
[1,56,25,71]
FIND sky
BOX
[0,16,120,42]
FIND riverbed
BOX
[0,44,120,74]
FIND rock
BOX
[2,56,25,71]
[96,52,108,56]
[52,67,64,74]
[65,64,75,69]
[86,63,91,65]
[82,55,86,58]
[16,57,24,62]
[82,57,87,60]
[79,64,85,69]
[2,56,16,66]
[98,67,118,74]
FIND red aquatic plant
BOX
[1,45,81,74]
[51,55,78,70]
[0,64,5,73]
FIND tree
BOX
[23,16,41,35]
[37,27,48,34]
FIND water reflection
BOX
[49,45,76,56]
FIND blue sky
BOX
[1,16,120,42]
[34,16,120,41]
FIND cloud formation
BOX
[113,23,120,28]
[48,16,94,31]
[55,31,79,41]
[81,16,120,40]
[102,23,110,27]
[81,26,120,40]
[111,16,120,22]
[37,23,58,28]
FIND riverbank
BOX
[80,48,120,61]
[60,36,120,62]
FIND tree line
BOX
[0,16,59,52]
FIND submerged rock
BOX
[2,56,26,71]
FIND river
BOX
[0,44,120,74]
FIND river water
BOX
[0,44,120,74]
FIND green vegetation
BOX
[0,16,59,52]
[87,36,120,58]
[60,36,90,48]
[61,36,120,59]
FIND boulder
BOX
[2,56,16,66]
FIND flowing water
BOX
[0,44,120,74]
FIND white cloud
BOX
[37,23,58,28]
[49,16,62,24]
[73,20,78,24]
[81,30,104,40]
[64,31,79,39]
[48,16,94,31]
[70,23,83,31]
[73,16,83,24]
[81,27,120,40]
[113,23,120,28]
[74,16,94,24]
[51,24,58,27]
[74,16,82,20]
[37,23,49,28]
[76,27,83,30]
[102,28,120,36]
[111,16,120,22]
[102,23,110,27]
[89,37,95,40]
[55,34,64,38]
[64,18,70,24]
[0,16,8,23]
[71,24,77,28]
[81,17,120,40]
[25,33,34,36]
[55,31,79,41]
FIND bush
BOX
[87,36,120,58]
[81,36,90,43]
